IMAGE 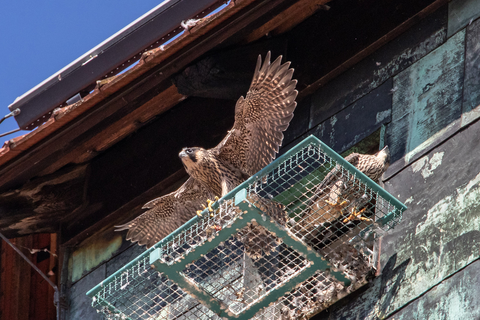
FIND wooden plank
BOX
[67,264,104,320]
[243,0,331,43]
[62,96,234,242]
[38,85,186,176]
[386,30,465,162]
[28,234,55,320]
[310,79,392,154]
[0,0,293,193]
[462,17,480,114]
[2,237,34,320]
[307,2,447,129]
[0,165,87,238]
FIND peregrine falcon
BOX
[116,52,298,247]
[296,146,390,243]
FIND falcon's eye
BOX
[185,148,193,154]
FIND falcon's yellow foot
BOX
[342,207,371,223]
[325,199,349,209]
[196,210,203,217]
[206,196,220,217]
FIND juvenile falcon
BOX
[116,52,297,247]
[296,146,390,243]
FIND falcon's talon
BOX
[325,199,349,208]
[206,199,215,212]
[342,207,369,223]
[196,210,203,217]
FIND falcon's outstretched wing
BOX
[115,178,214,248]
[214,52,298,176]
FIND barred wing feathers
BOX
[115,178,214,248]
[215,52,298,176]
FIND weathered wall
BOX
[310,0,480,318]
[66,0,480,318]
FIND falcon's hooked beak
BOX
[179,147,203,173]
[179,147,197,163]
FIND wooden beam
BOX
[0,166,88,238]
[38,85,186,176]
[243,0,331,43]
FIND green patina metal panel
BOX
[463,18,480,114]
[448,0,480,37]
[386,258,480,320]
[311,79,392,154]
[387,30,465,162]
[313,114,480,320]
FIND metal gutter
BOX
[8,0,225,130]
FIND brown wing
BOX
[115,178,214,248]
[214,52,298,176]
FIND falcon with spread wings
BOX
[116,52,297,247]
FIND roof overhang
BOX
[8,0,227,130]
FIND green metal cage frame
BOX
[86,135,406,319]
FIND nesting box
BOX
[87,135,406,319]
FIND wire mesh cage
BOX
[87,135,406,319]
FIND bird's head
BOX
[376,145,391,170]
[179,147,207,172]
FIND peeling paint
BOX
[391,259,480,320]
[461,103,480,127]
[331,166,480,319]
[330,115,337,127]
[411,152,444,179]
[376,110,391,124]
[404,196,414,205]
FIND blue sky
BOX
[0,1,162,139]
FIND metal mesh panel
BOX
[88,136,405,320]
[181,225,310,315]
[91,255,220,319]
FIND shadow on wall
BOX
[312,253,411,320]
[374,254,410,319]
